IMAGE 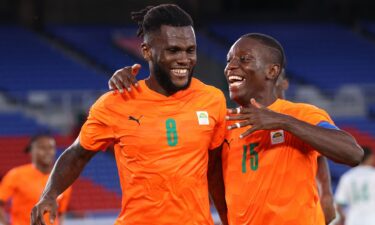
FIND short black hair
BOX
[24,133,54,153]
[241,33,286,69]
[131,4,194,38]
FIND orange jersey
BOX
[0,164,72,225]
[79,78,227,225]
[222,99,335,225]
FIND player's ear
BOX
[141,43,151,61]
[266,64,281,81]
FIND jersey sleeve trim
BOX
[317,121,339,130]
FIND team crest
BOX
[270,130,285,145]
[196,111,209,125]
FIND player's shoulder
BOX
[281,99,327,114]
[190,78,225,100]
[5,164,33,177]
[94,91,119,105]
[91,91,126,111]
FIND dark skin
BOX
[109,25,196,96]
[207,146,228,225]
[31,136,56,174]
[225,37,363,166]
[31,25,199,225]
[316,156,336,224]
[207,37,362,223]
[107,37,359,225]
[142,25,196,96]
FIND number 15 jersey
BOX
[79,78,227,225]
[222,99,336,225]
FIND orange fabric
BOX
[0,164,72,225]
[79,78,227,225]
[222,99,334,225]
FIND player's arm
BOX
[316,156,335,224]
[31,139,97,225]
[227,99,363,166]
[277,114,362,166]
[108,64,141,93]
[336,204,346,225]
[0,201,9,225]
[207,145,228,225]
[334,173,349,225]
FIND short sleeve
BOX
[209,92,227,150]
[79,94,116,151]
[301,106,338,129]
[335,174,349,205]
[57,186,72,213]
[297,105,339,155]
[0,169,18,202]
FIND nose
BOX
[176,52,192,65]
[226,57,240,70]
[225,57,240,73]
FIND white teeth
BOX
[228,75,244,82]
[172,69,188,75]
[230,81,243,87]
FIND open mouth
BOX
[228,75,245,87]
[171,69,189,78]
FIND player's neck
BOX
[145,76,177,97]
[241,92,278,108]
[34,163,53,174]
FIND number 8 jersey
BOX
[79,78,227,225]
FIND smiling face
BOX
[224,37,281,106]
[30,136,56,168]
[143,25,197,95]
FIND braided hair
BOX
[131,4,193,38]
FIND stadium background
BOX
[1,0,375,224]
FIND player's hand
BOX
[226,98,289,138]
[320,195,336,224]
[30,196,58,225]
[108,64,141,93]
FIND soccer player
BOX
[276,71,336,224]
[31,4,226,225]
[220,33,363,225]
[107,34,363,225]
[0,134,71,225]
[335,146,375,225]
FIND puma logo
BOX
[128,115,143,125]
[224,138,233,149]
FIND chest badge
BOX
[196,111,209,125]
[270,130,285,145]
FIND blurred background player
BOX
[334,146,375,225]
[276,70,336,224]
[0,134,72,225]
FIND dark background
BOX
[1,0,375,28]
